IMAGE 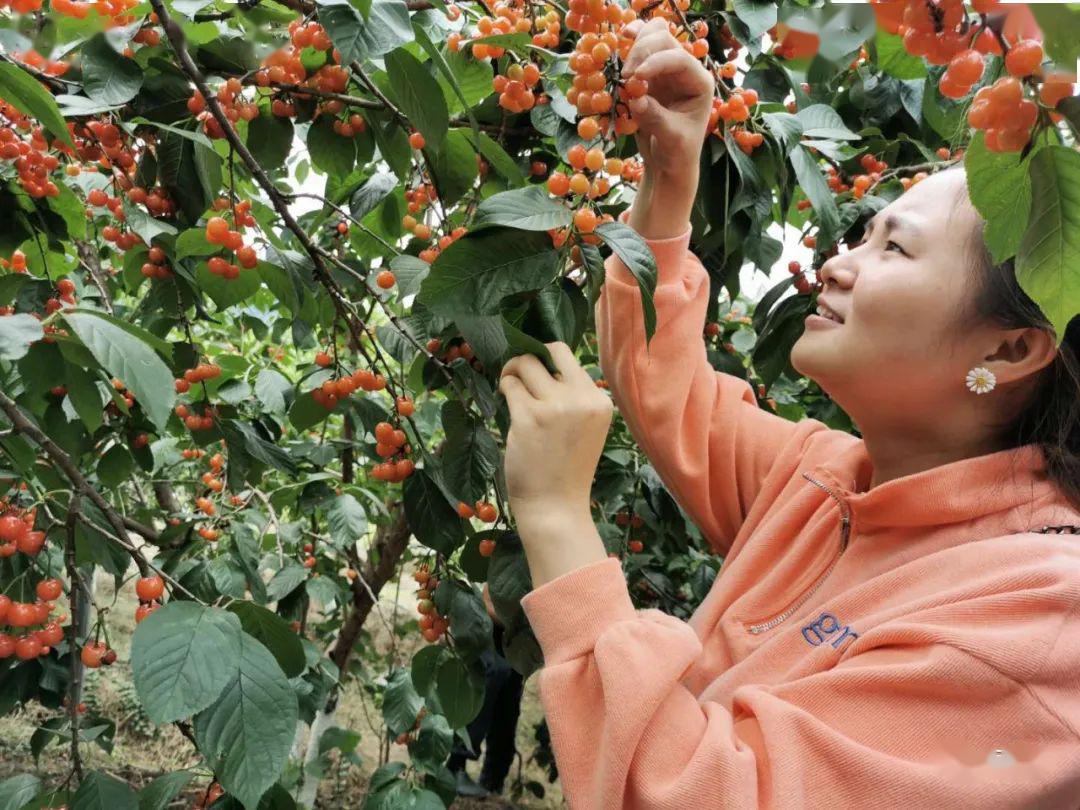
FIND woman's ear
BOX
[984,326,1058,385]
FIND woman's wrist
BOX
[627,165,698,241]
[512,500,608,588]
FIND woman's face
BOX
[790,170,992,427]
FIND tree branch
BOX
[64,501,85,785]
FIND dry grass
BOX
[1,554,565,809]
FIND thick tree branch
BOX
[64,502,85,784]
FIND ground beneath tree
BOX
[0,552,565,808]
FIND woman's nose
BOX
[817,252,857,289]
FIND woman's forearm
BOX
[514,501,609,589]
[626,165,699,241]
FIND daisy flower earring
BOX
[966,366,996,395]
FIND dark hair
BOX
[961,195,1080,513]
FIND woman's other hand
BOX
[497,342,613,526]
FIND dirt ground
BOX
[0,550,565,809]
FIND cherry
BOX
[15,636,42,660]
[408,131,426,150]
[36,579,62,601]
[315,351,332,367]
[478,538,495,557]
[81,642,107,668]
[136,575,164,602]
[0,514,27,543]
[475,501,497,523]
[376,270,396,288]
[1005,40,1042,78]
[395,396,415,417]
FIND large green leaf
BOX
[0,774,40,810]
[874,31,926,80]
[319,0,413,64]
[425,128,478,205]
[195,632,298,810]
[0,314,43,360]
[131,602,243,724]
[138,771,196,810]
[1016,146,1080,343]
[254,368,292,414]
[385,48,449,151]
[326,492,367,549]
[963,132,1033,264]
[82,34,143,105]
[225,602,306,678]
[795,104,859,140]
[0,63,75,148]
[63,311,176,431]
[595,221,658,343]
[71,771,138,810]
[350,172,397,220]
[418,228,559,317]
[439,400,499,503]
[246,115,294,173]
[382,667,423,736]
[789,144,842,246]
[732,0,776,40]
[472,186,571,231]
[434,656,483,729]
[402,468,464,554]
[433,580,492,654]
[307,116,356,177]
[195,262,263,309]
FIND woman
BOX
[496,17,1080,810]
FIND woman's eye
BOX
[885,240,906,255]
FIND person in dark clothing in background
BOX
[445,582,525,797]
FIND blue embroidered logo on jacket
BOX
[801,612,859,649]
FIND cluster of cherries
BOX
[203,201,259,278]
[310,357,389,410]
[413,565,449,643]
[0,580,65,661]
[492,60,544,113]
[200,453,226,496]
[872,0,1074,153]
[0,508,45,558]
[614,509,646,553]
[134,575,164,624]
[372,419,415,483]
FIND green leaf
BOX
[123,204,179,245]
[1029,4,1080,71]
[816,4,875,62]
[435,656,483,729]
[63,361,104,433]
[48,182,87,239]
[385,48,449,151]
[0,774,41,810]
[82,34,144,105]
[472,186,571,231]
[319,0,413,64]
[138,772,196,810]
[434,580,492,654]
[0,314,43,360]
[487,533,532,626]
[72,771,137,810]
[63,311,176,431]
[440,400,499,503]
[131,602,243,724]
[98,444,135,487]
[307,117,356,177]
[247,115,294,173]
[382,667,423,736]
[795,104,859,140]
[1016,146,1080,344]
[875,31,926,80]
[326,493,367,549]
[266,563,309,601]
[501,314,557,374]
[732,0,776,40]
[220,420,299,476]
[0,63,75,149]
[195,262,262,309]
[594,221,657,343]
[255,368,292,414]
[790,144,842,245]
[389,254,431,298]
[465,130,525,185]
[225,602,306,678]
[425,128,478,205]
[762,111,803,155]
[411,645,450,698]
[964,132,1033,264]
[403,468,464,554]
[65,307,173,359]
[418,228,559,317]
[195,632,299,810]
[350,172,397,220]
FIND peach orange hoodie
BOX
[519,223,1080,809]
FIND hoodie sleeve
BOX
[520,556,1080,810]
[596,218,816,555]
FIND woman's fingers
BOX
[622,23,678,75]
[633,48,714,98]
[500,354,558,399]
[497,373,533,416]
[546,342,593,387]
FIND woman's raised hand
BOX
[621,18,715,178]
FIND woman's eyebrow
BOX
[864,213,923,239]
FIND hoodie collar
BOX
[807,440,1074,530]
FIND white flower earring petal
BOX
[965,366,996,395]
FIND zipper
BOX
[744,472,852,635]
